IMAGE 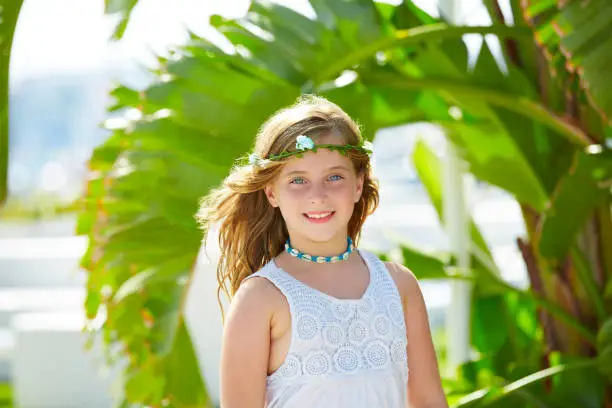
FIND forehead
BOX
[280,147,353,175]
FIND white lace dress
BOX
[244,249,409,408]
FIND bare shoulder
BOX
[228,275,286,319]
[383,261,420,300]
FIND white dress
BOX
[244,249,409,408]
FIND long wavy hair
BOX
[196,95,379,315]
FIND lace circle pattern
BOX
[374,315,391,336]
[334,346,362,372]
[278,354,302,379]
[304,351,331,376]
[297,313,319,340]
[365,340,389,368]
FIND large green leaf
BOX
[468,41,575,197]
[411,138,596,351]
[403,138,596,408]
[524,0,612,124]
[412,139,494,264]
[482,0,540,91]
[0,0,24,207]
[105,0,139,40]
[453,359,600,408]
[399,244,451,280]
[538,148,612,259]
[81,144,212,405]
[359,37,589,210]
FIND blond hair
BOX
[196,95,379,315]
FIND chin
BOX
[287,214,350,241]
[302,228,348,243]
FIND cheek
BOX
[330,183,359,205]
[275,186,304,207]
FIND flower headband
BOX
[242,135,374,167]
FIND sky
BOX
[9,0,455,84]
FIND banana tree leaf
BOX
[105,0,139,40]
[546,353,606,408]
[385,0,438,27]
[471,293,513,357]
[209,13,311,85]
[399,244,451,280]
[320,82,455,138]
[398,238,537,359]
[444,122,549,212]
[81,140,213,405]
[471,283,544,359]
[453,359,600,408]
[412,139,494,262]
[482,0,540,90]
[410,139,596,356]
[524,0,612,123]
[0,0,23,207]
[398,240,539,360]
[162,320,210,406]
[364,32,582,209]
[310,0,384,48]
[469,42,574,196]
[364,70,591,148]
[452,360,543,408]
[537,149,612,259]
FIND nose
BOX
[307,181,328,204]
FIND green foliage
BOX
[390,3,612,405]
[85,1,530,406]
[524,0,612,124]
[597,318,612,381]
[0,0,24,207]
[105,0,139,40]
[0,194,77,220]
[538,149,612,259]
[0,382,12,408]
[72,0,612,406]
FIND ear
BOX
[264,184,279,207]
[354,172,365,203]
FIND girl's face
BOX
[264,134,364,248]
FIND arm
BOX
[386,262,448,408]
[219,277,276,408]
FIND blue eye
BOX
[329,175,344,182]
[290,177,306,185]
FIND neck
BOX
[286,234,351,257]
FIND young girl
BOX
[198,95,448,408]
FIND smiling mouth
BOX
[303,211,336,222]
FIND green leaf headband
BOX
[241,135,374,167]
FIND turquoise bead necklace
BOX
[285,236,354,263]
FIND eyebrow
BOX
[285,165,351,176]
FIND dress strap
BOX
[243,261,298,304]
